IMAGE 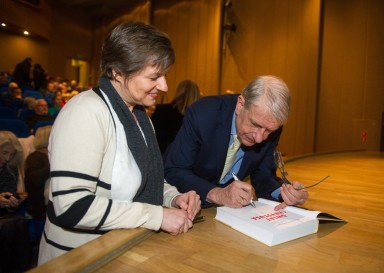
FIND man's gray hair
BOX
[241,75,291,124]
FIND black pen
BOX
[232,172,256,207]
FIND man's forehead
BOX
[247,104,281,131]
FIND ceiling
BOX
[55,0,142,17]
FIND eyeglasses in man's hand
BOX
[273,149,330,189]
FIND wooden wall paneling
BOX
[221,0,264,93]
[90,2,152,86]
[316,0,345,152]
[316,0,384,152]
[339,1,369,151]
[203,0,222,95]
[222,0,320,157]
[362,0,384,149]
[48,4,93,83]
[153,0,221,99]
[220,0,246,94]
[280,0,320,156]
[152,1,184,101]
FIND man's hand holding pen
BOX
[206,174,256,208]
[232,173,256,207]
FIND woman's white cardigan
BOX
[38,90,180,264]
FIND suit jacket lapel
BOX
[214,96,238,182]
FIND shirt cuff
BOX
[270,187,281,200]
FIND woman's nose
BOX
[157,76,168,92]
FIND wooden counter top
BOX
[29,151,384,273]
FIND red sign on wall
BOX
[361,131,367,142]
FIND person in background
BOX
[164,75,309,210]
[24,125,52,266]
[41,81,56,96]
[151,80,201,154]
[5,86,24,112]
[12,57,32,89]
[0,71,9,87]
[26,99,55,132]
[23,96,37,110]
[0,131,31,271]
[32,63,47,92]
[48,93,62,117]
[0,131,27,215]
[38,21,201,265]
[68,80,78,92]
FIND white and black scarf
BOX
[94,76,164,205]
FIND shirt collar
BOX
[231,111,237,135]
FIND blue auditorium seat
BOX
[22,90,43,99]
[0,107,18,119]
[0,118,30,137]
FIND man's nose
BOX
[253,128,268,143]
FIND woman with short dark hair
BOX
[38,21,201,264]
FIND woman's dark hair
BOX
[100,21,175,80]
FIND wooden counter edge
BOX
[27,228,154,273]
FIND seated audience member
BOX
[59,82,79,104]
[26,99,55,133]
[10,86,23,100]
[24,125,52,265]
[5,86,24,111]
[48,93,62,116]
[0,131,27,215]
[164,75,309,210]
[56,83,70,103]
[42,81,56,96]
[19,97,37,122]
[0,81,17,103]
[0,131,31,271]
[151,80,201,154]
[68,80,78,92]
[23,96,37,110]
[0,71,9,87]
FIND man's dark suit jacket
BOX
[164,94,283,207]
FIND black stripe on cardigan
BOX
[43,231,74,252]
[96,199,113,230]
[50,170,111,190]
[46,201,109,233]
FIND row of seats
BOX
[0,89,53,108]
[0,107,35,120]
[0,119,54,137]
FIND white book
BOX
[215,198,346,246]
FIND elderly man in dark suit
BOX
[164,75,308,210]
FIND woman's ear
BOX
[112,69,122,82]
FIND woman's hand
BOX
[161,208,192,235]
[172,191,201,221]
